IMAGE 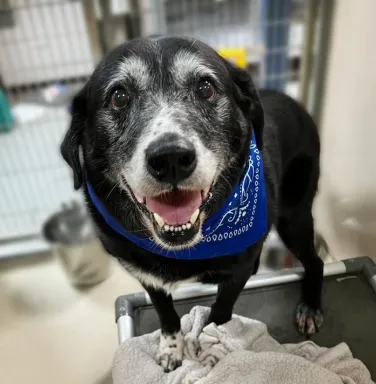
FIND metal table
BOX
[116,257,376,377]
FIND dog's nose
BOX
[145,134,197,184]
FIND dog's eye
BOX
[196,80,215,100]
[111,89,129,109]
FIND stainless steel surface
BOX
[307,0,335,123]
[118,315,135,343]
[370,275,376,294]
[143,261,347,303]
[299,0,318,106]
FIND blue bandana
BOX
[86,134,267,260]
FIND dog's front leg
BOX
[207,260,257,326]
[145,286,183,372]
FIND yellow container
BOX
[218,47,247,69]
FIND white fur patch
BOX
[171,50,219,86]
[106,56,150,93]
[117,258,197,293]
[158,331,184,371]
[124,95,218,198]
[123,98,187,196]
[138,271,197,294]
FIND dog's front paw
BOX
[157,331,184,372]
[296,303,323,336]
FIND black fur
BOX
[61,36,323,371]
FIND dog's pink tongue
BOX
[146,190,202,226]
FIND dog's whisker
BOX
[106,182,120,200]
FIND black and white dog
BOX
[61,36,323,372]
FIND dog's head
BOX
[61,36,263,251]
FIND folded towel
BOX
[113,306,374,384]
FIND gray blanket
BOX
[113,306,374,384]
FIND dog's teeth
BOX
[190,209,200,224]
[153,213,165,227]
[163,223,192,233]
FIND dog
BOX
[61,36,323,372]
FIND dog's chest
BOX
[117,258,198,293]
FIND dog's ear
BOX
[225,61,264,149]
[61,84,88,190]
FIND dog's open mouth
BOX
[133,187,212,244]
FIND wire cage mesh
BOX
[140,0,307,96]
[0,0,310,244]
[0,0,94,241]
